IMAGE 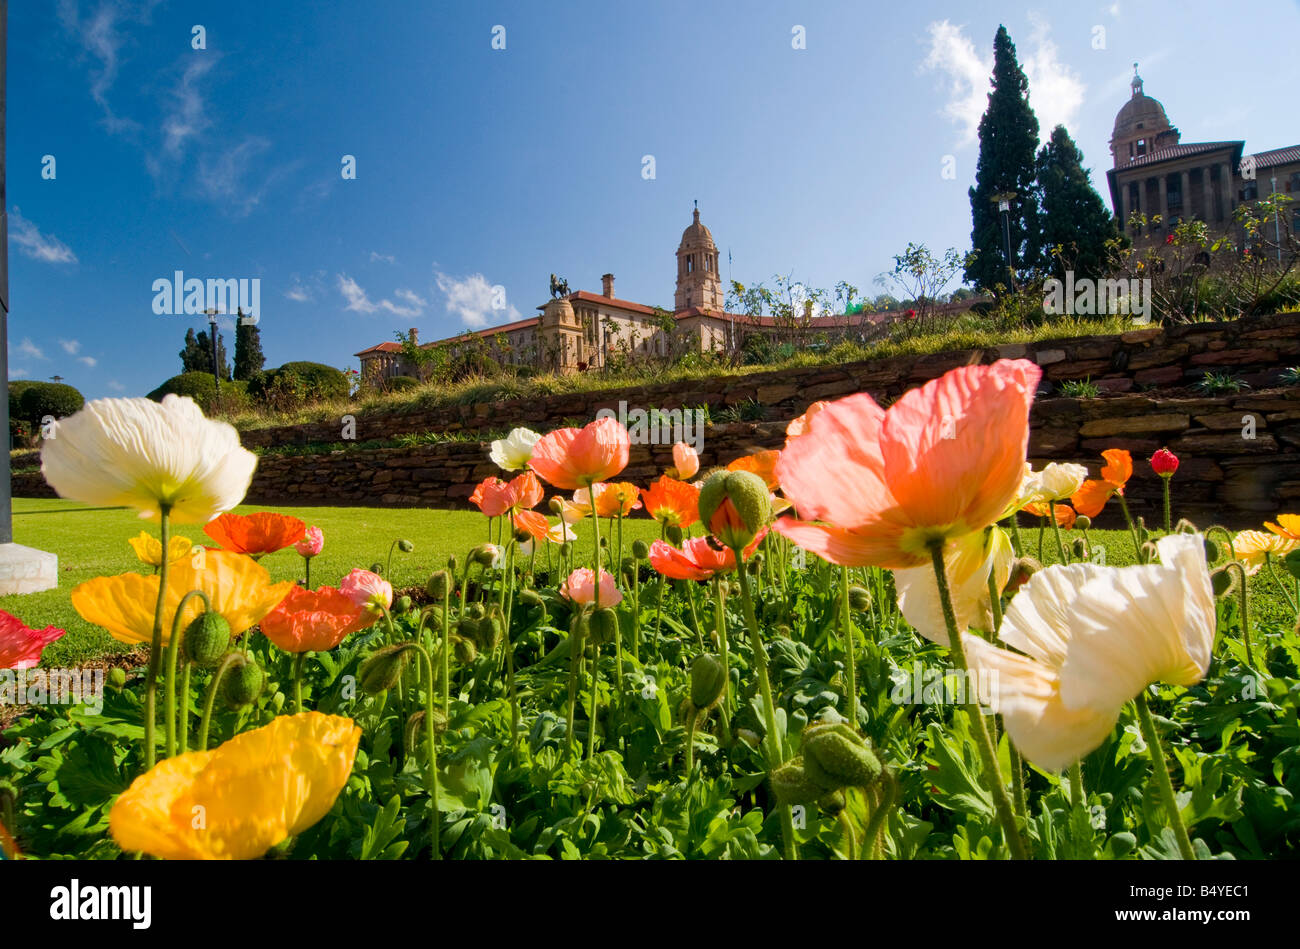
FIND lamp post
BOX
[203,307,222,396]
[1272,174,1282,264]
[991,191,1018,291]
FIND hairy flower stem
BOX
[165,589,211,759]
[144,505,173,772]
[682,580,706,654]
[412,644,443,859]
[1160,477,1172,534]
[292,652,309,713]
[713,578,732,743]
[1220,561,1254,669]
[987,571,1027,817]
[930,541,1027,860]
[1070,760,1085,811]
[1264,554,1299,614]
[684,707,698,778]
[1134,689,1196,860]
[303,555,312,590]
[586,640,601,761]
[1117,494,1141,555]
[1050,514,1069,564]
[734,551,797,861]
[565,620,586,761]
[197,652,242,752]
[840,566,859,727]
[503,544,520,751]
[1008,514,1024,557]
[631,562,641,663]
[178,661,192,754]
[863,773,896,860]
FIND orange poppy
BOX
[204,511,307,557]
[470,477,512,517]
[648,537,735,580]
[259,586,371,653]
[727,450,781,489]
[1023,501,1077,529]
[1070,449,1133,518]
[505,470,544,512]
[640,475,701,528]
[593,481,642,518]
[513,509,551,542]
[1264,514,1300,542]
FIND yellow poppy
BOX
[71,549,295,646]
[1231,529,1298,575]
[127,531,194,567]
[109,712,361,859]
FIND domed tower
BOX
[1110,65,1180,167]
[674,203,724,312]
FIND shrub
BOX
[148,372,249,414]
[384,375,419,393]
[1194,370,1250,396]
[15,381,84,426]
[250,362,349,408]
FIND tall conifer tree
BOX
[1036,125,1120,281]
[966,25,1042,291]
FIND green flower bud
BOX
[476,612,504,651]
[426,570,452,600]
[471,543,499,567]
[513,528,531,544]
[369,562,385,575]
[697,469,771,550]
[1074,515,1092,531]
[359,644,411,695]
[774,624,792,639]
[453,636,478,664]
[769,759,824,807]
[392,595,413,616]
[1174,518,1199,534]
[1210,567,1237,598]
[107,667,127,691]
[1071,537,1089,559]
[222,659,264,709]
[404,708,449,754]
[689,654,727,711]
[1283,550,1300,581]
[422,605,446,630]
[666,525,684,546]
[447,555,459,572]
[746,556,762,576]
[801,722,882,790]
[182,611,231,668]
[1135,518,1149,545]
[632,539,650,560]
[590,608,619,645]
[1204,538,1220,563]
[818,789,846,817]
[548,497,564,515]
[847,586,872,611]
[397,539,414,553]
[465,602,486,621]
[517,588,545,610]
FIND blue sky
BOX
[10,0,1300,398]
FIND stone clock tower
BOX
[674,203,724,312]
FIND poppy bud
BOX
[632,539,650,560]
[689,654,727,711]
[1150,447,1179,478]
[397,539,415,552]
[392,595,413,616]
[1006,557,1042,592]
[465,602,486,621]
[599,537,608,548]
[801,722,882,790]
[666,525,684,546]
[426,570,452,600]
[447,555,459,572]
[182,611,231,668]
[549,497,564,515]
[1175,518,1199,534]
[590,608,619,645]
[1210,567,1237,598]
[404,708,449,754]
[818,789,846,817]
[848,586,872,611]
[1139,541,1159,563]
[454,636,478,664]
[774,623,792,638]
[1074,515,1092,531]
[359,644,411,695]
[471,544,499,567]
[620,557,636,586]
[517,588,545,610]
[422,605,446,629]
[369,562,385,575]
[1072,537,1089,559]
[698,470,771,550]
[222,658,264,708]
[1282,550,1300,581]
[514,528,531,544]
[746,557,762,576]
[477,609,504,650]
[107,667,127,691]
[769,759,823,806]
[1204,538,1220,563]
[1135,519,1149,545]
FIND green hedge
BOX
[147,372,249,414]
[9,381,84,425]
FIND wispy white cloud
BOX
[370,252,396,264]
[78,356,98,367]
[435,272,519,329]
[17,339,46,360]
[336,275,427,317]
[107,380,125,391]
[56,0,159,133]
[10,209,78,264]
[60,339,82,355]
[285,282,312,303]
[162,57,217,157]
[920,18,1086,147]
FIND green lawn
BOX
[5,498,1292,667]
[5,498,664,666]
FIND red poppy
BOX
[202,512,307,557]
[0,610,65,670]
[648,537,735,581]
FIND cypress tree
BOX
[966,25,1043,292]
[1036,124,1120,281]
[180,328,207,373]
[233,312,266,381]
[194,329,232,381]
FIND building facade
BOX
[1106,68,1300,250]
[356,206,908,382]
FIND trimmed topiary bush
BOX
[14,381,84,426]
[249,362,349,409]
[147,372,249,414]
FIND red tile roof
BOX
[1249,145,1300,169]
[353,341,403,357]
[1113,140,1243,170]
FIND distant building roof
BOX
[1249,145,1300,169]
[353,341,403,357]
[1115,141,1243,171]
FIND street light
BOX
[202,307,223,396]
[991,191,1018,290]
[1272,174,1282,264]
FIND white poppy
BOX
[963,533,1216,772]
[547,522,578,545]
[895,527,1014,645]
[1035,462,1088,501]
[489,427,541,471]
[40,395,256,524]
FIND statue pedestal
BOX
[0,543,58,595]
